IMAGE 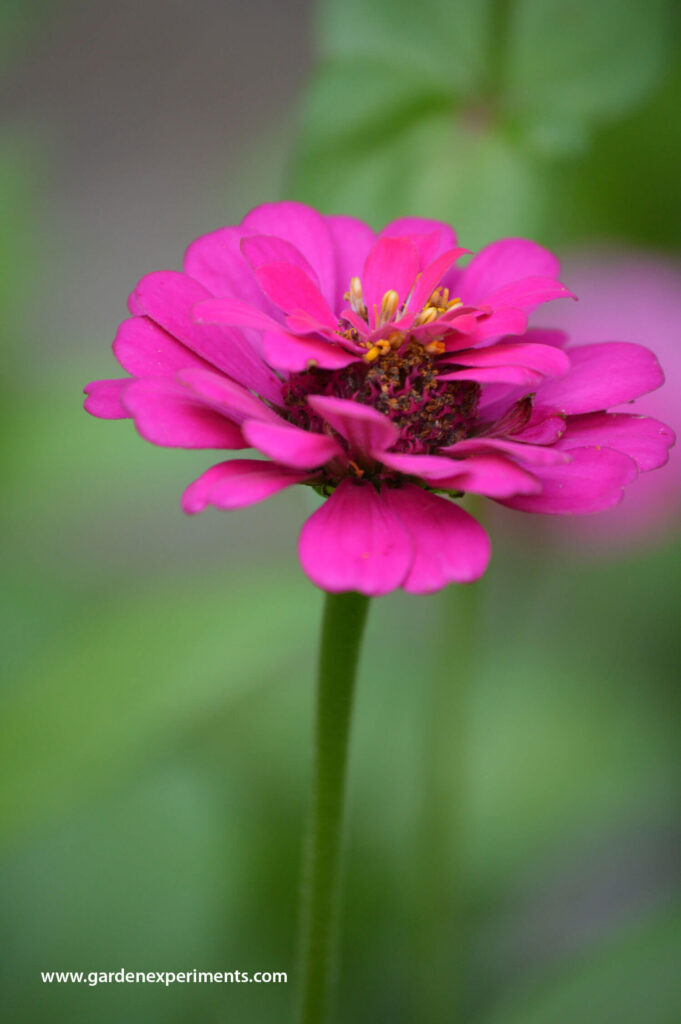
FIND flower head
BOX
[84,203,674,595]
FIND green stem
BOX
[296,590,370,1024]
[414,580,482,1023]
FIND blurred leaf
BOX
[292,0,677,224]
[316,0,494,95]
[504,0,674,153]
[479,905,681,1024]
[0,567,318,847]
[291,71,549,246]
[550,58,681,247]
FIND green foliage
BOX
[1,566,317,847]
[291,0,677,241]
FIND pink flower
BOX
[84,203,673,595]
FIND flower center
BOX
[343,277,463,362]
[282,341,480,455]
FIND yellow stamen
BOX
[349,276,366,316]
[364,346,381,362]
[425,340,445,355]
[416,306,439,326]
[379,289,399,324]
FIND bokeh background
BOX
[2,1,680,1021]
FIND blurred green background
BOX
[2,1,680,1021]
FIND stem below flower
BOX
[296,590,370,1024]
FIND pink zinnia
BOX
[84,202,674,595]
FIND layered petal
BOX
[379,217,457,266]
[133,271,281,401]
[254,261,338,331]
[379,451,542,498]
[481,276,575,314]
[325,215,376,311]
[240,234,320,287]
[175,367,279,424]
[557,412,675,472]
[113,316,212,377]
[298,479,413,595]
[443,437,570,466]
[439,365,544,387]
[362,237,419,326]
[499,447,638,514]
[194,296,283,333]
[454,238,561,305]
[84,379,131,419]
[182,459,308,514]
[262,330,359,372]
[307,395,399,455]
[453,341,570,377]
[241,201,337,307]
[122,378,246,448]
[242,418,343,469]
[183,225,273,312]
[537,342,664,415]
[385,486,491,592]
[408,248,470,313]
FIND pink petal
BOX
[385,486,491,592]
[452,306,528,339]
[241,234,320,288]
[262,330,360,372]
[175,367,279,424]
[194,296,283,332]
[362,237,420,326]
[113,316,212,377]
[338,307,371,340]
[325,215,376,312]
[254,261,338,330]
[379,218,457,266]
[498,446,638,514]
[443,437,570,466]
[453,341,570,377]
[378,451,469,481]
[482,276,575,313]
[455,238,561,305]
[242,418,343,469]
[127,290,144,316]
[512,409,567,444]
[298,480,413,596]
[183,225,275,313]
[307,395,399,456]
[132,271,281,401]
[408,248,470,313]
[122,378,246,449]
[536,342,665,415]
[182,459,308,514]
[241,201,337,307]
[83,378,132,419]
[434,454,543,498]
[378,451,542,496]
[557,412,675,472]
[439,365,544,387]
